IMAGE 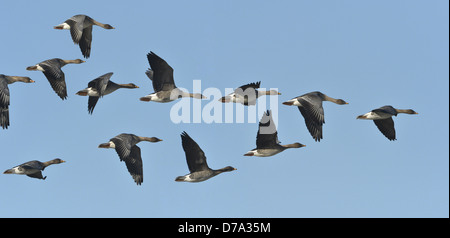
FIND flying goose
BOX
[139,51,206,103]
[26,58,85,100]
[282,91,348,142]
[175,131,236,182]
[219,81,281,106]
[98,133,162,185]
[76,72,139,114]
[357,105,418,141]
[0,75,35,130]
[244,110,305,157]
[54,14,115,58]
[3,159,65,180]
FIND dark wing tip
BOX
[180,131,190,140]
[147,51,158,59]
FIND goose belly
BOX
[186,172,213,182]
[144,93,175,103]
[8,166,40,175]
[253,149,282,157]
[360,112,392,120]
[85,88,100,96]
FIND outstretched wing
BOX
[87,96,100,114]
[88,72,113,97]
[123,145,144,185]
[65,15,86,44]
[147,52,175,92]
[374,118,396,141]
[181,131,209,173]
[0,78,10,129]
[296,95,325,142]
[40,60,67,100]
[79,25,93,58]
[256,110,279,148]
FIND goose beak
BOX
[243,152,254,156]
[30,80,35,83]
[282,101,293,106]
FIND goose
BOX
[244,110,306,157]
[98,133,162,185]
[357,105,418,141]
[3,159,65,180]
[175,131,236,182]
[282,91,348,142]
[219,81,281,106]
[76,72,139,114]
[139,51,206,103]
[26,58,85,100]
[54,14,115,58]
[0,75,35,130]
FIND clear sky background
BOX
[0,0,448,218]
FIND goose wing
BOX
[0,77,9,108]
[296,94,325,141]
[26,171,46,180]
[79,25,93,58]
[233,81,261,105]
[39,60,67,100]
[20,160,45,170]
[65,15,86,44]
[145,68,154,81]
[235,81,260,94]
[373,118,396,141]
[123,145,144,185]
[88,72,113,97]
[256,110,279,148]
[181,131,209,173]
[372,105,397,116]
[87,96,100,114]
[0,77,10,129]
[147,52,175,92]
[86,73,113,114]
[110,134,137,161]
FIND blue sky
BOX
[0,0,448,218]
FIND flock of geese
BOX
[1,14,418,185]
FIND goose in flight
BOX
[0,74,35,130]
[140,51,206,103]
[26,58,85,100]
[175,131,236,182]
[54,14,115,58]
[244,110,305,157]
[219,81,281,106]
[76,72,139,114]
[357,105,418,141]
[282,91,348,142]
[3,159,65,180]
[98,133,162,185]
